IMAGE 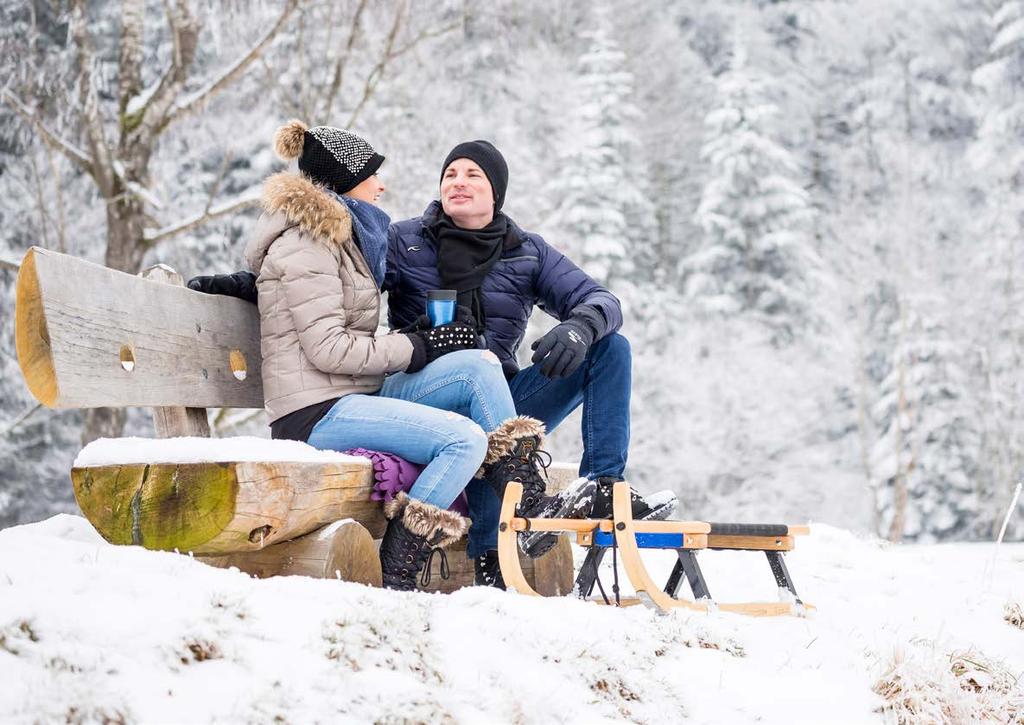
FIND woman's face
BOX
[346,174,385,204]
[440,158,494,229]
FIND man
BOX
[384,141,676,566]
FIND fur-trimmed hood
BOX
[244,172,354,273]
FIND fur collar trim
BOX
[262,172,353,247]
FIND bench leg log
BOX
[199,519,382,586]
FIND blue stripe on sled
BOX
[593,531,686,549]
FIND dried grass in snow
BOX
[873,644,1024,724]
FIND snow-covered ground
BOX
[1,516,1022,724]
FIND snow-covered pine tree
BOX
[869,300,982,543]
[969,0,1024,540]
[828,1,988,542]
[684,38,820,346]
[550,9,651,287]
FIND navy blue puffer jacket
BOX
[385,202,622,377]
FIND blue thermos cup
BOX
[426,289,457,327]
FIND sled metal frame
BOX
[497,481,813,617]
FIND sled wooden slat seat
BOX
[707,535,795,551]
[15,246,578,593]
[705,522,809,552]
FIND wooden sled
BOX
[497,481,813,617]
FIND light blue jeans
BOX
[306,349,516,556]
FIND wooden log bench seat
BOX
[14,246,573,593]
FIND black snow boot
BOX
[589,476,678,522]
[379,492,470,591]
[473,550,506,590]
[477,416,596,559]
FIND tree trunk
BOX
[81,407,127,447]
[81,196,149,444]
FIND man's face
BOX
[440,158,494,226]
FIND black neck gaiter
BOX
[432,212,508,333]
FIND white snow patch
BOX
[1,514,1022,722]
[73,436,370,467]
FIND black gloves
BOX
[404,321,479,373]
[186,271,258,304]
[530,317,595,379]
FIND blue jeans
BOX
[510,332,631,479]
[463,333,634,557]
[307,349,516,556]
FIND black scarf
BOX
[432,212,508,333]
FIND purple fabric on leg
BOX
[345,447,469,516]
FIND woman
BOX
[244,120,593,590]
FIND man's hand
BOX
[530,319,594,379]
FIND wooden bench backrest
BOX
[16,246,263,411]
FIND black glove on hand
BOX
[186,271,258,304]
[530,318,595,379]
[405,321,479,373]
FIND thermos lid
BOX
[426,289,457,301]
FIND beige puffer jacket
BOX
[244,172,414,422]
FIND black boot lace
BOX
[419,546,451,587]
[505,445,552,511]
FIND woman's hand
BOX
[404,321,478,373]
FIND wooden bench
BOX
[15,246,573,593]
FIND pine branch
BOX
[162,0,301,130]
[0,89,94,175]
[142,189,261,245]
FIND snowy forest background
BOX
[1,0,1022,544]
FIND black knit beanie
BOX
[274,120,384,195]
[440,140,509,211]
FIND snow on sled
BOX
[497,481,813,617]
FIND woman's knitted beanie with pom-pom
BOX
[273,119,384,195]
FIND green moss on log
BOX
[72,465,146,545]
[72,463,238,551]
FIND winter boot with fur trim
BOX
[379,492,470,591]
[478,416,597,559]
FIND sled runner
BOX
[497,481,813,617]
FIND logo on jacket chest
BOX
[406,245,421,252]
